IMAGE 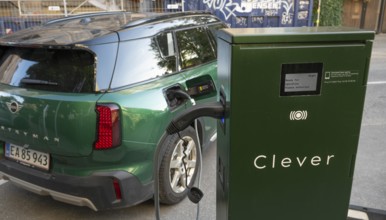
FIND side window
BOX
[111,37,177,88]
[155,32,177,73]
[176,27,216,70]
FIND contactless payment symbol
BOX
[289,110,308,121]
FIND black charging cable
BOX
[153,125,203,220]
[166,103,225,135]
[154,101,226,220]
[180,120,204,205]
[167,88,196,106]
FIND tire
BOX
[158,126,200,204]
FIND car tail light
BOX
[113,178,122,200]
[94,104,121,150]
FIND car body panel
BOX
[0,85,101,156]
[0,11,226,210]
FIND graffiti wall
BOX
[185,0,313,28]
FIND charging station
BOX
[215,27,374,220]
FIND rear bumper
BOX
[0,159,153,211]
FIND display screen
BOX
[284,73,318,92]
[280,63,323,96]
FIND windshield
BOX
[0,46,95,93]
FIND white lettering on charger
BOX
[254,154,335,169]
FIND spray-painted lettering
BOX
[203,0,295,25]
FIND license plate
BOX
[5,143,50,171]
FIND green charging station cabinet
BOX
[216,27,374,220]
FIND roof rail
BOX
[44,11,128,25]
[42,11,215,31]
[124,11,213,28]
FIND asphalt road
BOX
[0,34,385,220]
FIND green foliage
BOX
[313,0,344,26]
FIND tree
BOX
[314,0,344,26]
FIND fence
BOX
[0,0,314,35]
[0,0,168,35]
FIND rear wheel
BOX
[159,126,200,204]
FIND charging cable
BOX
[194,119,203,219]
[154,122,203,220]
[154,100,225,220]
[171,89,196,106]
[154,97,202,220]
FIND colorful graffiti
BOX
[203,0,296,25]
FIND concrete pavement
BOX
[350,34,386,212]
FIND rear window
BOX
[0,47,95,93]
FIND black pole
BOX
[360,1,368,29]
[377,0,386,33]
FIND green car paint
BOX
[0,12,226,210]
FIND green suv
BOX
[0,12,226,210]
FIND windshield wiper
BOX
[20,78,58,86]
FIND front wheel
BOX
[158,126,200,204]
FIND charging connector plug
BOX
[166,102,225,134]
